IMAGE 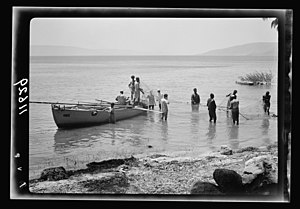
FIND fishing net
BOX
[135,80,277,120]
[140,81,158,106]
[218,100,277,120]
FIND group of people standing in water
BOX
[191,88,271,125]
[115,75,271,124]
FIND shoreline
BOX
[29,142,278,196]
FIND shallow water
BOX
[29,56,278,179]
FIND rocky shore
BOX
[29,142,279,198]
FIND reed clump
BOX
[239,71,273,83]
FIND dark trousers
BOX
[264,103,270,115]
[161,111,168,120]
[209,110,217,123]
[232,108,239,125]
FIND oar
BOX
[134,107,163,114]
[78,101,102,105]
[95,99,112,104]
[95,98,135,108]
[29,101,109,107]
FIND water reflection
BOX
[147,112,156,123]
[191,104,200,112]
[161,120,169,141]
[53,126,100,153]
[53,116,148,153]
[226,118,239,149]
[261,117,271,144]
[206,122,216,149]
[206,122,216,140]
[261,117,270,135]
[190,111,200,136]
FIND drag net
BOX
[135,81,277,120]
[218,100,277,120]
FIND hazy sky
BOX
[30,18,278,55]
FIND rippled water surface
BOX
[29,56,278,179]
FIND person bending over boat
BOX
[133,77,144,106]
[128,75,135,101]
[207,93,217,123]
[229,95,239,125]
[116,90,129,105]
[191,88,200,105]
[262,91,271,115]
[161,94,169,121]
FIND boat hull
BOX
[51,105,146,129]
[235,80,254,85]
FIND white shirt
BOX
[161,98,169,113]
[157,93,163,104]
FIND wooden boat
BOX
[51,104,147,129]
[235,80,254,85]
[236,80,272,86]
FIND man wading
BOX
[207,93,217,123]
[191,88,200,105]
[262,91,271,115]
[229,95,239,125]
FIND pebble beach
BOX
[29,141,284,201]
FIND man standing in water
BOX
[207,93,217,123]
[191,88,200,105]
[108,103,116,124]
[161,94,169,121]
[147,90,156,110]
[229,95,239,125]
[262,91,271,115]
[226,90,237,115]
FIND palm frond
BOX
[238,71,273,83]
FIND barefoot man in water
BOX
[161,94,169,121]
[229,95,239,125]
[263,91,271,115]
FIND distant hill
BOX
[30,45,144,56]
[201,42,278,56]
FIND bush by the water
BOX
[239,71,273,83]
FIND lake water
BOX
[29,56,278,179]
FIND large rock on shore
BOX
[191,181,223,195]
[213,168,244,194]
[40,166,69,181]
[220,145,233,155]
[242,155,277,185]
[190,181,223,195]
